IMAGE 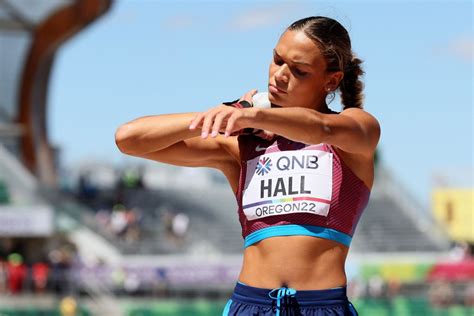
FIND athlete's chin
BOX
[268,91,287,107]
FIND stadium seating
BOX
[120,185,243,254]
[352,195,448,252]
[73,163,452,255]
[0,143,450,257]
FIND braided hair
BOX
[287,16,365,110]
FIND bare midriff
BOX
[238,235,349,290]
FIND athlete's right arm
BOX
[114,112,239,169]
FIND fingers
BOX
[211,111,227,137]
[190,97,256,138]
[239,88,258,103]
[225,112,239,137]
[247,88,258,99]
[189,113,204,130]
[189,109,215,138]
[201,108,219,138]
[190,106,239,139]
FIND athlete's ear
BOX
[325,71,343,91]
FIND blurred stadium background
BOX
[0,0,473,315]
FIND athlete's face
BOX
[268,30,343,110]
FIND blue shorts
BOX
[222,281,358,316]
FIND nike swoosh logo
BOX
[255,145,267,152]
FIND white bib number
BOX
[242,149,333,220]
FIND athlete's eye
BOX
[273,57,283,66]
[294,68,308,77]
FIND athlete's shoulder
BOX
[339,107,380,139]
[339,107,379,124]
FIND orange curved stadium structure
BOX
[0,0,112,186]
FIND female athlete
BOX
[115,16,380,316]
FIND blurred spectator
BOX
[6,253,27,294]
[428,280,454,307]
[78,171,98,201]
[49,248,73,295]
[111,267,126,295]
[465,282,474,306]
[121,167,144,189]
[161,209,190,247]
[0,259,7,293]
[32,261,49,294]
[59,296,78,316]
[110,204,128,237]
[367,275,385,298]
[95,208,110,228]
[124,271,140,295]
[114,167,144,204]
[172,213,190,246]
[162,209,175,241]
[449,241,471,261]
[386,277,401,298]
[124,207,142,243]
[347,278,366,299]
[93,204,144,243]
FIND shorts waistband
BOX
[231,282,349,307]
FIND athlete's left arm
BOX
[246,106,381,157]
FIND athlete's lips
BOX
[268,84,287,94]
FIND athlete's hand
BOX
[238,89,276,141]
[237,88,258,106]
[188,90,258,138]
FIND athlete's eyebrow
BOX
[273,49,313,67]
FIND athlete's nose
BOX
[274,64,289,85]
